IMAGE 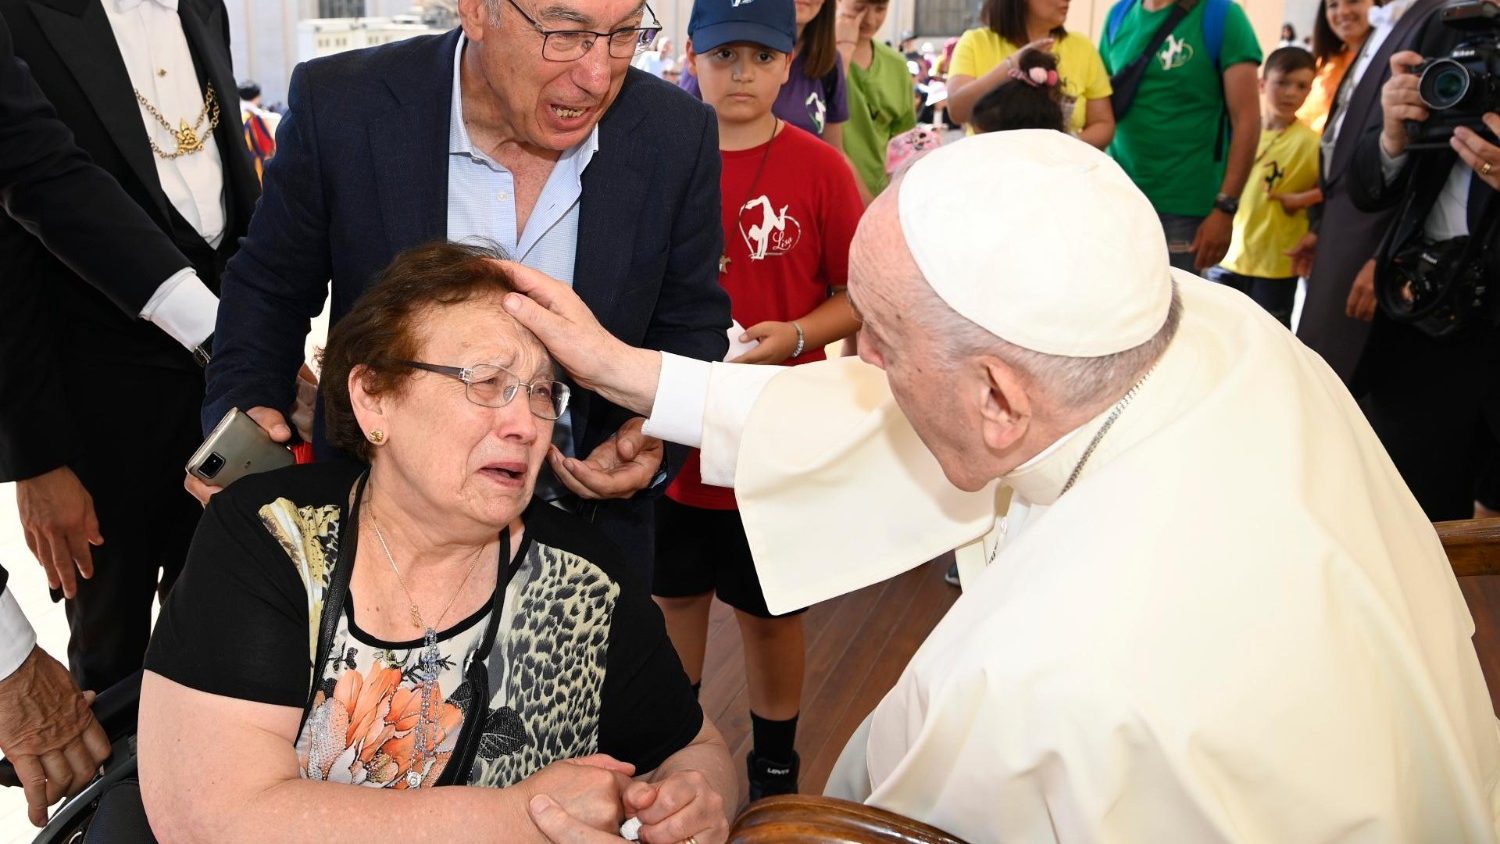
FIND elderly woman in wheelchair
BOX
[134,243,734,842]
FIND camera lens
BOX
[1419,59,1472,110]
[199,452,225,479]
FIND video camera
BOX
[1408,0,1500,150]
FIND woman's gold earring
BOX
[368,430,386,445]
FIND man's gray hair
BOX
[909,276,1183,410]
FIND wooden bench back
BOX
[1437,518,1500,578]
[730,794,968,843]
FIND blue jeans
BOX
[1159,214,1203,273]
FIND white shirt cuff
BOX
[641,354,783,489]
[0,588,37,681]
[1379,145,1409,186]
[139,269,219,350]
[643,353,712,449]
[698,362,782,488]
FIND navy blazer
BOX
[204,30,730,568]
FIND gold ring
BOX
[1484,161,1495,177]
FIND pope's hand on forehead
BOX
[495,260,623,388]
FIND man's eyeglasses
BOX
[505,0,662,62]
[398,360,570,420]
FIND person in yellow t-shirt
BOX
[944,0,1114,147]
[1210,47,1321,328]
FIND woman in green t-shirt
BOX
[944,0,1115,148]
[835,0,918,196]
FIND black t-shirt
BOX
[146,461,702,787]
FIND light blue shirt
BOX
[446,36,599,470]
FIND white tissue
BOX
[726,320,760,361]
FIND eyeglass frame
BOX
[502,0,662,61]
[396,359,571,419]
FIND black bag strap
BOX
[1108,0,1196,121]
[295,471,368,742]
[434,527,523,787]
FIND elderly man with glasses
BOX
[196,0,732,582]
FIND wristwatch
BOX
[1212,193,1240,215]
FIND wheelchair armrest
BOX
[0,670,142,788]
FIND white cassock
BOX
[645,272,1500,842]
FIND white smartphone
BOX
[186,408,295,487]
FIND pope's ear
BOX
[976,356,1031,453]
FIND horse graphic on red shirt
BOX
[740,194,796,260]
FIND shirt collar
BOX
[117,0,179,13]
[1002,325,1187,508]
[448,34,601,177]
[1368,0,1415,29]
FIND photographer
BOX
[1348,0,1500,521]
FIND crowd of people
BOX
[0,0,1498,838]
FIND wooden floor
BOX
[698,553,959,804]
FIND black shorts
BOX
[653,497,805,619]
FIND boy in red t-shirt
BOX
[658,0,864,800]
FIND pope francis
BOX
[507,132,1500,842]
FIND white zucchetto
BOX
[898,130,1173,357]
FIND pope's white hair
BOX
[909,276,1183,410]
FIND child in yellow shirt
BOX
[1209,47,1321,328]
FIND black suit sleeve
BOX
[0,235,75,481]
[0,16,190,316]
[1348,15,1454,214]
[203,62,332,433]
[1348,121,1410,214]
[641,108,730,486]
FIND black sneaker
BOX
[944,562,960,587]
[746,750,799,801]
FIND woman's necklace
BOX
[368,512,488,788]
[720,118,782,275]
[1058,365,1155,497]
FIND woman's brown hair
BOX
[318,241,521,462]
[981,0,1066,49]
[799,0,839,81]
[1311,0,1379,65]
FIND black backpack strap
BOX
[1109,0,1196,121]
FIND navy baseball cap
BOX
[688,0,796,54]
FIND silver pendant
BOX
[406,770,423,788]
